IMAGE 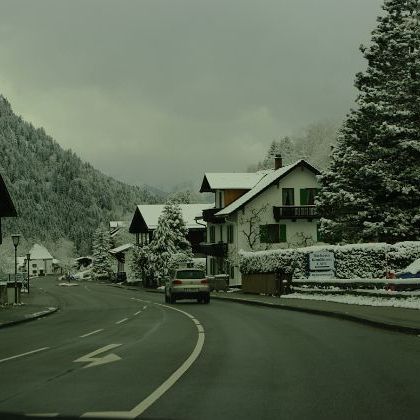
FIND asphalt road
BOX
[0,277,420,420]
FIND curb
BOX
[0,306,59,329]
[210,295,420,335]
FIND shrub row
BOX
[239,242,420,279]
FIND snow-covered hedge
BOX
[239,242,420,279]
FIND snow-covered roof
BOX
[200,172,268,192]
[136,203,213,229]
[29,243,53,260]
[109,221,127,229]
[216,160,320,217]
[109,243,133,254]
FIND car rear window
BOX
[175,270,205,279]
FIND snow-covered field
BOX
[281,293,420,310]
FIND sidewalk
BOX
[211,291,420,335]
[0,285,59,329]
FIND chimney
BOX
[274,154,283,170]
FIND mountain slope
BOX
[0,95,161,254]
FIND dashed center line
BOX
[80,329,104,338]
[134,311,142,316]
[116,318,128,324]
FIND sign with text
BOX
[309,251,335,271]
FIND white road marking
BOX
[142,305,148,310]
[134,311,142,316]
[82,303,205,419]
[74,344,122,369]
[0,347,50,364]
[80,329,104,338]
[116,318,128,324]
[26,413,59,417]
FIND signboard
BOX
[309,251,335,271]
[308,270,335,280]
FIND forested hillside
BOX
[0,95,161,255]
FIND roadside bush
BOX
[239,241,420,279]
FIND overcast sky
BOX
[0,0,382,190]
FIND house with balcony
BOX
[199,156,322,286]
[128,203,213,256]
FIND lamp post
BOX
[11,234,21,304]
[26,253,31,294]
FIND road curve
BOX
[0,277,419,419]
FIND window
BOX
[209,225,215,243]
[227,224,234,243]
[300,188,319,205]
[260,224,287,243]
[282,188,295,206]
[219,225,223,242]
[32,264,37,268]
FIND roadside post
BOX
[26,252,31,294]
[11,234,21,304]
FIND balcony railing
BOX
[200,242,228,257]
[273,205,318,221]
[202,208,225,224]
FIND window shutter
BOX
[279,224,287,242]
[300,188,308,205]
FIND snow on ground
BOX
[281,292,420,310]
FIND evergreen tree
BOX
[92,227,113,280]
[317,0,420,243]
[147,201,192,286]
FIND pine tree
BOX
[317,0,420,243]
[92,227,113,280]
[147,201,192,286]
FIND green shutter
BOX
[279,224,287,242]
[300,188,308,205]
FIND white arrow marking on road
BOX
[74,344,122,368]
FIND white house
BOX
[199,157,322,285]
[27,243,54,276]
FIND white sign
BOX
[309,251,335,271]
[308,270,335,280]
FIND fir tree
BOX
[317,0,420,243]
[147,201,192,286]
[92,227,113,280]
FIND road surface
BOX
[0,276,419,419]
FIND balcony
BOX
[273,206,318,221]
[202,208,225,224]
[200,242,228,257]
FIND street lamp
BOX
[26,253,31,294]
[11,234,21,304]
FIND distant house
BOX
[0,172,17,244]
[27,244,54,276]
[128,204,213,255]
[109,243,133,278]
[109,221,128,238]
[199,157,322,285]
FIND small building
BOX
[199,157,322,285]
[128,204,213,256]
[109,243,133,277]
[27,244,54,276]
[0,172,17,244]
[75,256,93,270]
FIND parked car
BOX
[396,258,420,279]
[165,268,210,304]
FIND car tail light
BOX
[172,280,183,285]
[200,279,208,284]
